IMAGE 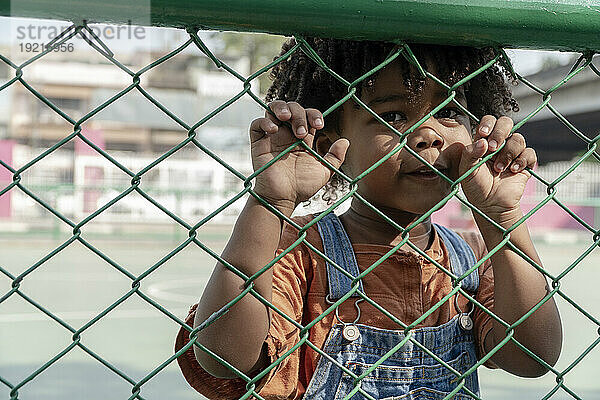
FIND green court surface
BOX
[1,227,599,400]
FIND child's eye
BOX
[435,108,464,120]
[379,112,406,125]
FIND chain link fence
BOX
[0,7,599,400]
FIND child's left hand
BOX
[458,115,536,219]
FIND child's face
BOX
[335,59,473,214]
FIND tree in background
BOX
[210,32,286,95]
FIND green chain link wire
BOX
[0,18,599,400]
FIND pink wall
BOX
[0,140,15,218]
[520,200,595,231]
[432,197,596,233]
[433,175,596,232]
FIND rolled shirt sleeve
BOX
[174,217,313,398]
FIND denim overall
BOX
[304,212,480,400]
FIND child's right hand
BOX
[249,100,350,216]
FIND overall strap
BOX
[433,224,479,292]
[316,212,364,301]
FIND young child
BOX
[175,38,562,399]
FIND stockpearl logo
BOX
[15,20,147,42]
[9,17,153,56]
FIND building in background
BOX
[0,34,263,230]
[8,44,261,153]
[514,62,600,164]
[0,55,10,140]
[0,35,598,236]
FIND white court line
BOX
[146,279,204,304]
[1,279,203,323]
[0,307,191,323]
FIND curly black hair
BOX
[264,37,519,205]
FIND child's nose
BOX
[409,121,444,150]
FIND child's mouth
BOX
[406,169,447,181]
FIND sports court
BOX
[1,228,599,399]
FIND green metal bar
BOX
[4,0,600,51]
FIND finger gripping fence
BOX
[1,4,600,400]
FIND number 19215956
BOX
[19,42,74,52]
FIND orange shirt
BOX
[175,214,496,399]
